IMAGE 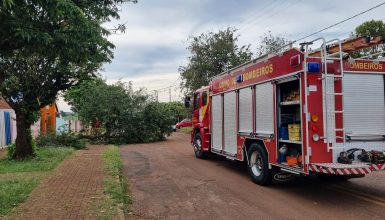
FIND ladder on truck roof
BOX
[308,36,383,57]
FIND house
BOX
[31,103,84,136]
[61,112,83,133]
[40,103,58,134]
[0,97,62,141]
[31,103,58,137]
[0,97,16,148]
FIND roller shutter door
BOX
[344,73,385,135]
[211,95,223,151]
[239,87,253,133]
[224,91,237,155]
[255,82,274,134]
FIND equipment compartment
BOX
[276,79,302,165]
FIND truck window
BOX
[193,93,200,110]
[202,92,207,106]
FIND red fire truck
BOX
[186,36,385,185]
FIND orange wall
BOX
[40,103,57,134]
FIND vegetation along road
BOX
[121,132,385,220]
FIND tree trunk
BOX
[13,113,34,160]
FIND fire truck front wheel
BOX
[193,133,208,159]
[247,143,272,186]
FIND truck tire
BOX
[247,143,272,186]
[193,133,208,159]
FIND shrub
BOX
[7,141,37,160]
[34,132,57,148]
[36,131,86,149]
[6,143,37,160]
[65,80,178,145]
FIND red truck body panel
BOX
[190,37,385,177]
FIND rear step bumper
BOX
[309,163,385,175]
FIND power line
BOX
[237,0,290,33]
[294,1,385,43]
[152,83,179,92]
[251,0,303,31]
[143,2,385,101]
[327,15,385,39]
[237,0,282,26]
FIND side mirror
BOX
[184,97,191,108]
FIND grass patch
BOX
[0,177,40,216]
[0,147,74,217]
[0,147,74,173]
[96,145,131,219]
[178,126,192,134]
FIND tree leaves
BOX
[179,28,290,96]
[0,0,137,158]
[353,20,385,58]
[0,0,135,117]
[64,79,175,144]
[255,31,289,57]
[355,20,385,38]
[179,27,252,95]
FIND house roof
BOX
[0,97,12,110]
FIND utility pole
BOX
[169,87,171,102]
[154,90,158,102]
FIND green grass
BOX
[96,145,131,219]
[0,147,74,217]
[179,126,192,134]
[0,147,74,173]
[0,178,40,215]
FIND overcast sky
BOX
[58,0,385,110]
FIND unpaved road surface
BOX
[120,133,385,220]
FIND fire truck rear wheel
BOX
[247,143,272,186]
[194,133,208,159]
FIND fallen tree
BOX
[64,79,175,144]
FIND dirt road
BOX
[120,133,385,220]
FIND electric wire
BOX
[293,1,385,43]
[130,2,385,98]
[253,0,303,30]
[237,0,291,33]
[235,0,280,29]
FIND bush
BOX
[142,102,174,141]
[36,131,86,149]
[6,141,37,160]
[65,79,178,145]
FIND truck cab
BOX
[190,86,211,158]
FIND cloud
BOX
[107,73,183,102]
[59,0,385,111]
[101,0,385,92]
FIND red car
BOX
[176,118,192,129]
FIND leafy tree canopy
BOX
[353,20,385,58]
[255,31,290,56]
[179,27,253,95]
[65,79,175,144]
[163,101,192,123]
[179,28,291,95]
[0,0,136,159]
[355,20,385,38]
